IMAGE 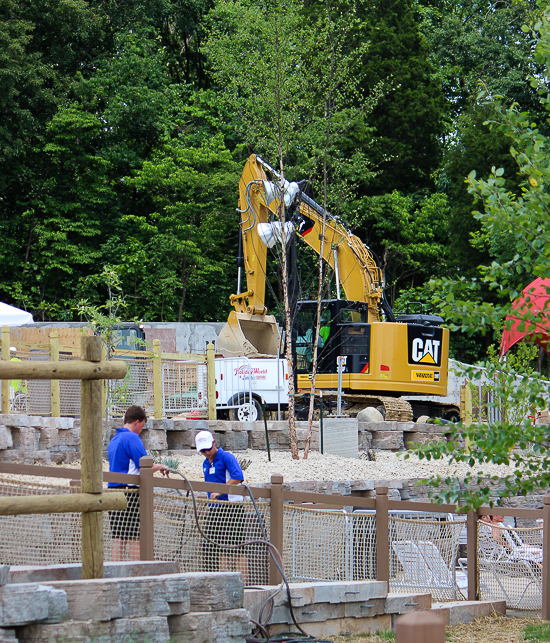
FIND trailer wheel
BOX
[229,397,263,422]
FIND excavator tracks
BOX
[335,394,413,422]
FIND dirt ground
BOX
[325,615,541,642]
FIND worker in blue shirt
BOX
[108,405,169,561]
[195,430,247,579]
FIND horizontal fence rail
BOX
[0,462,546,614]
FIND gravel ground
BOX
[163,449,517,485]
[4,448,517,488]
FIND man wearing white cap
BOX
[195,430,244,500]
[195,430,246,577]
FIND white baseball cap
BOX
[195,430,214,452]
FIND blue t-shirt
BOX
[108,428,147,488]
[202,447,244,501]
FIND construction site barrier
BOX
[0,327,214,420]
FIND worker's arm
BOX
[210,478,243,499]
[152,463,170,476]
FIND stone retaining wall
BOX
[0,414,449,466]
[0,562,250,643]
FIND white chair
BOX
[417,540,468,595]
[391,540,433,589]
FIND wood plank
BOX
[0,491,126,515]
[0,361,127,380]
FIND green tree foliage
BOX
[352,191,450,306]
[412,5,550,506]
[122,137,240,322]
[355,0,446,194]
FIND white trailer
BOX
[215,356,289,421]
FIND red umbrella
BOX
[500,277,550,357]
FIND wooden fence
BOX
[0,460,548,616]
[0,326,216,420]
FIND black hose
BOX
[166,470,315,639]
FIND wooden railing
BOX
[0,460,548,617]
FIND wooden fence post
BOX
[101,344,107,421]
[466,508,479,601]
[50,332,60,417]
[543,493,550,620]
[207,343,216,421]
[153,339,162,419]
[396,611,445,643]
[269,474,284,585]
[139,455,155,561]
[80,336,104,579]
[1,326,9,414]
[375,486,390,589]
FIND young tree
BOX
[411,6,550,508]
[204,0,310,458]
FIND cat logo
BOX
[407,326,443,367]
[412,338,441,364]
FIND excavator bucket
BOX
[218,312,281,357]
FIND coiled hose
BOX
[167,469,333,642]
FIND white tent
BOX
[0,302,34,326]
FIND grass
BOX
[326,616,546,643]
[524,622,550,641]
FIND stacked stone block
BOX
[0,414,452,465]
[244,580,432,638]
[0,564,250,643]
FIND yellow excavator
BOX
[218,154,457,421]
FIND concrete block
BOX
[146,419,174,432]
[350,480,375,492]
[47,575,190,620]
[14,427,39,450]
[42,417,74,430]
[0,449,24,463]
[223,431,249,452]
[183,572,243,612]
[141,429,168,451]
[371,431,404,450]
[0,567,8,587]
[358,431,372,451]
[0,427,13,450]
[167,430,195,450]
[55,427,80,447]
[384,593,432,614]
[8,561,180,585]
[431,600,506,626]
[313,581,387,604]
[168,608,251,643]
[271,602,344,624]
[0,629,16,642]
[344,598,385,618]
[323,419,358,459]
[363,421,400,432]
[24,451,52,465]
[38,427,58,450]
[0,415,42,429]
[267,613,392,638]
[0,583,67,626]
[404,432,446,448]
[19,616,171,643]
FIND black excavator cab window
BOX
[294,300,371,374]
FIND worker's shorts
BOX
[108,489,140,540]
